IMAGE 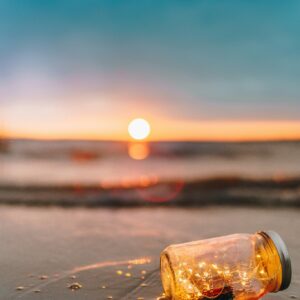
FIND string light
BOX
[160,231,291,300]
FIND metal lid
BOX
[263,230,292,291]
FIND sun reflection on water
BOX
[128,143,150,160]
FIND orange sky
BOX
[3,119,300,142]
[1,1,300,143]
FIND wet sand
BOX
[0,206,299,299]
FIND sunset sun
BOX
[128,118,151,140]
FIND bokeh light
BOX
[137,180,185,203]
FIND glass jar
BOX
[160,231,291,300]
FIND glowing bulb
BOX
[128,118,151,140]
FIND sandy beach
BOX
[1,206,298,299]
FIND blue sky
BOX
[0,1,299,138]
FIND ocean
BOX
[0,140,300,206]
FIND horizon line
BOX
[2,136,300,144]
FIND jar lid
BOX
[263,230,292,291]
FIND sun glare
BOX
[128,118,151,140]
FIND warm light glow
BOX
[161,232,287,300]
[128,118,151,140]
[5,119,300,142]
[128,143,150,160]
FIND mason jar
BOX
[160,231,291,300]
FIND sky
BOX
[0,0,300,141]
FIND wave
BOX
[1,176,299,207]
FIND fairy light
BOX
[160,231,292,300]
